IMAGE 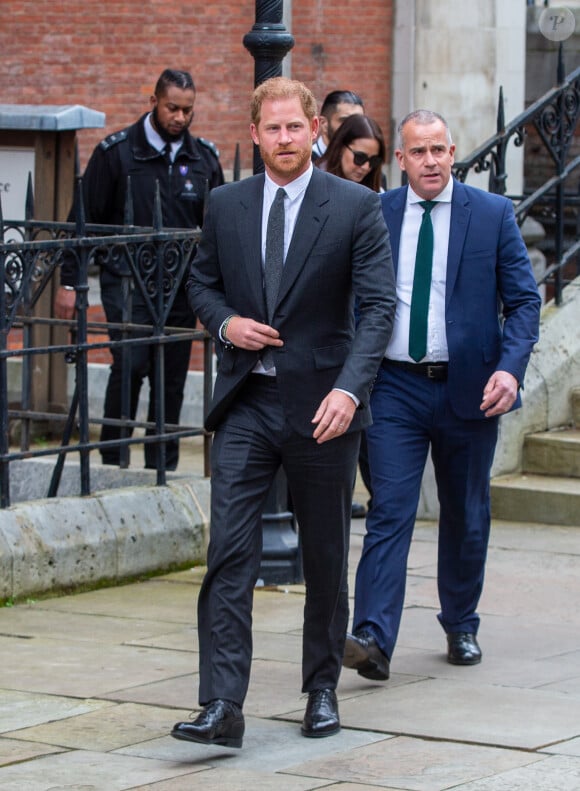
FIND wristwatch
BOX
[220,314,237,348]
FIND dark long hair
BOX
[317,114,385,192]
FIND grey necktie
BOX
[262,187,286,369]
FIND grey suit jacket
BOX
[187,167,396,434]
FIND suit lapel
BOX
[275,169,330,309]
[446,179,471,306]
[235,175,267,313]
[384,187,406,272]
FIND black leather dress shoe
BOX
[447,632,482,665]
[301,689,340,738]
[351,501,367,518]
[171,699,245,748]
[343,631,390,680]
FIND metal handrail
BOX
[452,46,580,304]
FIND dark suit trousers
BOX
[197,375,359,707]
[353,364,498,660]
[99,273,192,470]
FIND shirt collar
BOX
[144,113,183,156]
[407,177,454,205]
[265,163,313,202]
[144,113,165,152]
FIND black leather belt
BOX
[382,358,448,381]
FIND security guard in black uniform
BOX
[56,68,224,470]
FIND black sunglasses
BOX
[347,145,382,170]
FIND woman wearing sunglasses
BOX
[316,113,386,193]
[316,113,387,519]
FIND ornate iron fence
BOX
[0,179,210,508]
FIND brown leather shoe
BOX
[301,689,340,738]
[343,631,390,680]
[447,632,482,665]
[171,699,244,748]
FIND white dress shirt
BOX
[261,166,313,263]
[312,138,327,159]
[385,179,453,363]
[144,113,182,161]
[252,166,313,375]
[257,165,359,406]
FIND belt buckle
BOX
[426,364,437,379]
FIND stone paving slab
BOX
[116,716,388,774]
[453,754,580,790]
[487,521,580,555]
[128,624,198,653]
[131,768,332,790]
[0,605,187,645]
[101,675,199,710]
[388,645,580,691]
[0,737,65,768]
[0,636,195,698]
[33,577,201,623]
[392,608,580,688]
[544,736,580,757]
[4,702,191,752]
[478,550,580,623]
[0,748,205,791]
[0,689,114,733]
[284,735,544,791]
[335,677,580,749]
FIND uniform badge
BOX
[179,165,189,176]
[184,180,194,192]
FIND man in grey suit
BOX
[171,77,396,748]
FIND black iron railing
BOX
[0,178,210,508]
[452,45,580,304]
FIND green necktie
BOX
[408,200,437,362]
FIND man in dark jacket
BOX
[55,68,224,469]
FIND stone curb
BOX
[0,477,209,602]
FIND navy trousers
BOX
[353,363,498,660]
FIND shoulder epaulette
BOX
[198,137,220,158]
[99,129,129,152]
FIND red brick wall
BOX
[3,1,393,371]
[291,0,393,156]
[2,1,393,175]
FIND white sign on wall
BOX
[0,146,35,221]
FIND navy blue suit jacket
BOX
[380,179,541,420]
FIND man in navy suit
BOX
[171,77,395,748]
[343,110,541,681]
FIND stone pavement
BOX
[1,450,580,789]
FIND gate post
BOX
[0,105,104,437]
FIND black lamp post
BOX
[243,2,302,586]
[243,0,295,172]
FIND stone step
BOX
[523,428,580,478]
[491,473,580,527]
